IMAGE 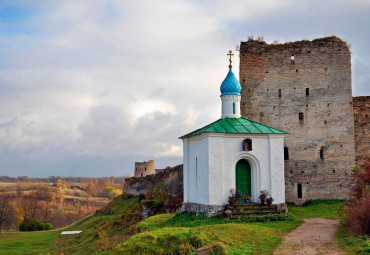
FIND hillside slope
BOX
[0,195,350,255]
[52,193,142,254]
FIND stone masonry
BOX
[134,160,155,178]
[239,36,356,204]
[353,96,370,166]
[125,164,183,196]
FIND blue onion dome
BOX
[220,68,241,95]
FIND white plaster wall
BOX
[184,133,285,206]
[183,136,210,205]
[208,136,224,204]
[210,134,270,205]
[183,139,189,202]
[268,135,285,204]
[221,95,241,118]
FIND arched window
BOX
[233,102,236,114]
[243,138,252,151]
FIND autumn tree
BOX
[18,192,39,221]
[0,194,15,234]
[54,178,67,188]
[35,186,59,222]
[85,180,96,195]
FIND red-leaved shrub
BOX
[353,159,370,199]
[346,159,370,236]
[346,193,370,236]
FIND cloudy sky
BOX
[0,0,369,177]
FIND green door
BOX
[236,159,251,202]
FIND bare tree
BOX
[0,194,15,234]
[18,192,38,221]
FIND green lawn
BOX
[336,221,370,254]
[0,230,62,255]
[0,198,355,255]
[117,200,345,255]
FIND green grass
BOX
[51,193,142,255]
[0,198,349,255]
[289,199,345,219]
[118,223,283,255]
[0,231,62,255]
[336,221,370,254]
[119,200,345,254]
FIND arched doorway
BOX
[235,159,251,202]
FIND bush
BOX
[43,223,54,230]
[19,219,53,231]
[353,159,370,199]
[19,218,42,231]
[346,194,370,236]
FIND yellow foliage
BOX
[15,206,24,225]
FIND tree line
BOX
[0,178,124,233]
[0,175,128,184]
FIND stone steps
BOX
[231,211,279,216]
[227,203,280,219]
[232,206,275,211]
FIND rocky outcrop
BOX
[123,164,183,197]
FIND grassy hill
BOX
[1,195,368,254]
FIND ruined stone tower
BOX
[239,36,356,204]
[134,160,155,178]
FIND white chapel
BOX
[180,51,287,215]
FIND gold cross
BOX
[227,50,234,68]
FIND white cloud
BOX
[0,0,369,175]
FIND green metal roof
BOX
[179,117,288,139]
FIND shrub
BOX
[19,218,53,231]
[346,194,370,236]
[352,159,370,199]
[43,222,54,230]
[19,218,43,231]
[152,182,169,205]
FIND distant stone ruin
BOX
[125,164,183,197]
[134,160,156,178]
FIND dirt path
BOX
[274,218,343,255]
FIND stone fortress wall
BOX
[353,96,370,167]
[239,36,359,204]
[134,160,156,178]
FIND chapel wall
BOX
[239,36,356,204]
[353,96,370,167]
[185,136,210,205]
